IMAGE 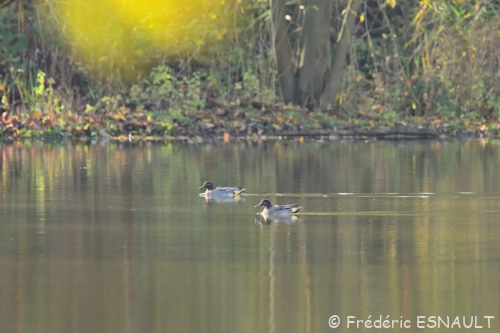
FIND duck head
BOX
[199,181,214,190]
[255,199,272,208]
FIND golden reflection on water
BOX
[0,141,500,332]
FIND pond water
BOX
[0,140,499,332]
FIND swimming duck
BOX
[199,181,246,197]
[255,199,301,218]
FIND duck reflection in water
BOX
[255,214,299,225]
[202,195,246,206]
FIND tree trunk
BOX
[320,0,361,109]
[270,0,295,104]
[298,0,331,105]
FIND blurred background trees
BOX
[1,0,500,133]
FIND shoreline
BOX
[0,125,494,143]
[1,109,498,143]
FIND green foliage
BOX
[127,66,205,133]
[33,71,63,116]
[6,68,63,117]
[98,95,123,114]
[0,2,29,70]
[0,22,27,69]
[232,70,275,106]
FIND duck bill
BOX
[255,203,263,207]
[199,185,206,189]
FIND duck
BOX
[199,181,246,197]
[255,199,301,218]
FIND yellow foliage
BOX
[50,0,229,71]
[336,93,343,105]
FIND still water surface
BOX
[1,140,500,332]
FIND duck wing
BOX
[215,187,246,195]
[274,204,301,213]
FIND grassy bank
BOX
[1,1,500,141]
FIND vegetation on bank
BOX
[1,0,500,141]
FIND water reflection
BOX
[255,215,299,225]
[200,194,246,205]
[0,140,500,333]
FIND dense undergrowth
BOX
[1,0,500,141]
